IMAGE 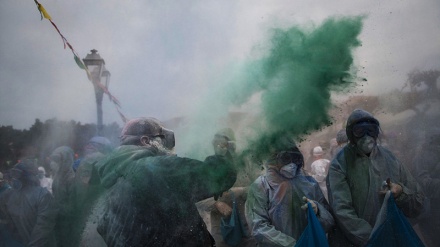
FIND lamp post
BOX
[82,49,111,136]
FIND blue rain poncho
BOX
[245,165,334,247]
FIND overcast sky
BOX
[1,0,439,130]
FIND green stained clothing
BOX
[327,144,424,246]
[93,145,237,247]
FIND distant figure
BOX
[199,129,256,247]
[329,138,338,158]
[49,146,76,247]
[331,129,348,159]
[38,166,53,194]
[0,160,58,246]
[310,146,330,200]
[72,136,112,247]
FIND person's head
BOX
[336,129,348,145]
[119,117,175,152]
[84,136,113,155]
[49,146,75,175]
[346,109,380,155]
[267,136,304,176]
[212,128,236,157]
[312,146,324,159]
[10,159,40,189]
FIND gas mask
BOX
[161,128,175,150]
[212,135,236,156]
[280,162,299,179]
[352,122,379,155]
[277,151,303,178]
[357,135,377,155]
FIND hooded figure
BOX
[0,160,58,247]
[327,109,424,246]
[85,117,237,247]
[245,136,334,246]
[67,137,113,247]
[49,146,76,246]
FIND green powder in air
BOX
[227,16,364,161]
[179,16,364,163]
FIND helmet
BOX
[346,109,380,143]
[121,117,175,149]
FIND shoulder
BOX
[249,176,267,192]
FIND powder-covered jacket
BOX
[93,145,237,247]
[245,165,334,247]
[327,144,424,246]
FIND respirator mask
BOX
[352,122,379,155]
[277,151,304,178]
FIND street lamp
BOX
[82,49,111,136]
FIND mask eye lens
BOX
[368,125,379,137]
[352,125,366,138]
[353,123,379,138]
[277,151,303,166]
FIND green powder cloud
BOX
[179,16,364,163]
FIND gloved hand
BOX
[301,196,318,215]
[380,178,403,198]
[215,201,233,217]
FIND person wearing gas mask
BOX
[85,117,236,247]
[245,136,334,247]
[326,109,424,247]
[48,146,76,247]
[196,128,257,247]
[0,160,58,247]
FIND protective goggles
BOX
[277,151,304,166]
[352,122,379,138]
[120,128,175,150]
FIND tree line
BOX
[0,118,121,173]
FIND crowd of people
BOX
[0,109,438,247]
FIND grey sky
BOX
[1,0,439,130]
